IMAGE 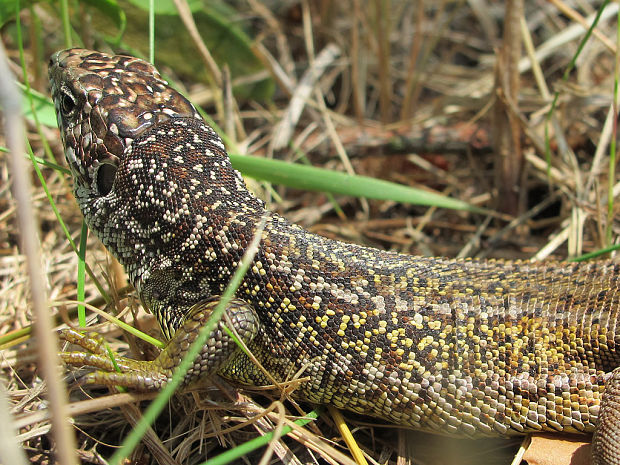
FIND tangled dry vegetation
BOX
[0,1,619,464]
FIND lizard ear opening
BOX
[96,163,117,195]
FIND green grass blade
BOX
[203,409,322,465]
[59,0,71,46]
[230,154,483,213]
[544,0,610,173]
[109,218,266,465]
[608,5,620,245]
[18,28,111,304]
[77,221,88,327]
[569,244,620,262]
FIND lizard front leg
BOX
[60,298,260,391]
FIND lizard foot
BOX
[59,298,260,391]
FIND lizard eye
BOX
[96,163,117,195]
[60,88,77,117]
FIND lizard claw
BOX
[59,328,170,391]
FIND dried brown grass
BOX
[1,1,618,464]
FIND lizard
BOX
[48,48,620,464]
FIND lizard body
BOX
[49,49,620,464]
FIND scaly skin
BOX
[49,49,620,462]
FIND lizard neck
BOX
[76,117,266,289]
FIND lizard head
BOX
[48,49,260,289]
[49,48,199,197]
